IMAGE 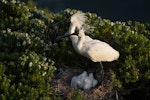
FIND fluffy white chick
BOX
[83,75,93,90]
[71,71,88,89]
[83,73,98,90]
[71,75,78,89]
[89,73,98,88]
[76,71,88,88]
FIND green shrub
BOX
[0,0,56,99]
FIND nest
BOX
[51,66,118,100]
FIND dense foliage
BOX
[0,0,150,99]
[0,0,56,99]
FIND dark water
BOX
[22,0,150,23]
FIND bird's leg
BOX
[100,62,104,81]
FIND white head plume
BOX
[70,12,87,29]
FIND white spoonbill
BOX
[68,12,119,59]
[58,12,119,79]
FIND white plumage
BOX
[70,12,87,29]
[76,71,88,88]
[68,12,119,62]
[89,73,98,88]
[71,71,98,90]
[71,71,88,89]
[75,28,119,62]
[71,76,78,89]
[83,73,98,90]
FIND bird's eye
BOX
[75,28,79,33]
[66,17,71,23]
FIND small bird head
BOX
[70,12,87,29]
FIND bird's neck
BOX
[69,23,76,34]
[77,33,85,53]
[69,23,78,43]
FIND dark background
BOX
[22,0,150,23]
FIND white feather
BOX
[70,12,87,29]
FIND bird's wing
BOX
[82,40,119,62]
